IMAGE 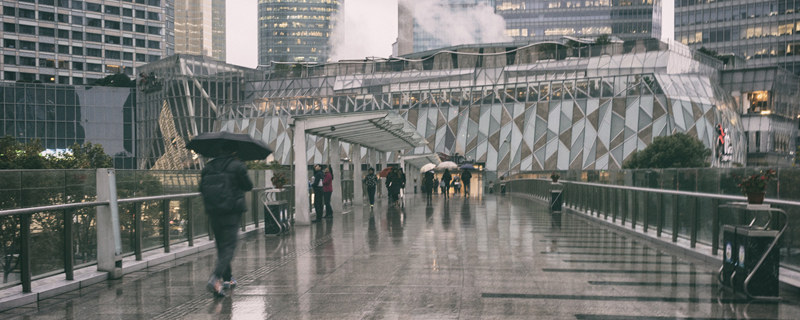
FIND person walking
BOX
[422,170,434,203]
[442,169,452,198]
[461,169,472,197]
[311,164,324,222]
[433,177,439,194]
[386,168,401,206]
[200,143,253,297]
[322,165,334,219]
[364,168,378,209]
[398,168,407,202]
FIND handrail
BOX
[0,201,110,217]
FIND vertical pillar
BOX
[293,121,311,225]
[96,168,123,279]
[330,138,343,212]
[352,144,364,206]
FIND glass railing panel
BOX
[778,168,800,201]
[675,196,694,240]
[168,199,188,245]
[140,200,165,251]
[663,193,675,232]
[72,207,97,266]
[0,215,22,289]
[190,197,209,239]
[696,197,715,246]
[30,212,65,278]
[119,202,136,256]
[645,192,660,230]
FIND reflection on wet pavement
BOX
[3,192,800,319]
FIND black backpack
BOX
[200,158,237,214]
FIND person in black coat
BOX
[422,170,434,203]
[461,169,472,197]
[200,143,253,297]
[441,169,452,198]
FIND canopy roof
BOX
[401,153,441,169]
[292,112,427,152]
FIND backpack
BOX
[201,158,237,214]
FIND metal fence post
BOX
[671,194,679,243]
[642,192,649,233]
[20,214,32,293]
[711,199,719,255]
[186,198,194,247]
[96,168,123,279]
[162,199,170,253]
[690,197,698,248]
[63,209,74,281]
[657,193,663,237]
[134,203,143,261]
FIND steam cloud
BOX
[400,0,511,50]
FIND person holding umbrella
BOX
[189,132,268,298]
[197,142,254,297]
[422,170,434,203]
[441,169,452,198]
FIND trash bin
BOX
[720,225,738,287]
[550,188,563,212]
[500,184,506,195]
[263,200,288,235]
[732,227,780,297]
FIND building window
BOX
[40,58,56,68]
[123,8,132,17]
[72,30,83,40]
[135,10,145,19]
[19,73,36,82]
[147,40,160,49]
[3,23,15,33]
[135,39,146,48]
[58,14,69,23]
[18,9,35,19]
[39,11,55,21]
[4,39,16,48]
[135,53,146,62]
[19,56,36,66]
[72,77,83,84]
[86,32,102,42]
[86,48,102,57]
[72,0,83,9]
[58,44,69,53]
[86,3,101,13]
[72,46,83,55]
[72,16,83,25]
[105,35,120,44]
[123,52,133,61]
[87,18,102,28]
[135,24,145,33]
[19,24,36,35]
[4,71,17,81]
[39,27,55,37]
[58,0,70,8]
[105,50,120,59]
[147,26,161,35]
[39,43,55,52]
[147,11,159,20]
[40,0,55,6]
[87,63,102,72]
[19,40,35,50]
[3,6,15,16]
[57,29,69,39]
[3,55,16,65]
[105,20,120,30]
[148,0,160,6]
[72,61,83,70]
[122,23,133,31]
[105,5,120,15]
[747,91,770,113]
[123,37,133,46]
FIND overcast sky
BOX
[226,0,673,68]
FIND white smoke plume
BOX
[328,0,398,62]
[400,0,511,49]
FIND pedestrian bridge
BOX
[1,169,800,319]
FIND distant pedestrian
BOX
[322,165,334,219]
[422,170,434,203]
[461,169,472,196]
[364,168,378,209]
[442,169,452,198]
[386,167,402,206]
[200,143,253,297]
[433,178,439,194]
[399,168,407,201]
[312,164,324,222]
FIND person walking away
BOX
[461,169,472,197]
[364,168,378,209]
[398,168,407,202]
[386,168,400,206]
[322,165,334,219]
[442,169,452,198]
[453,175,461,194]
[312,164,325,222]
[422,170,434,203]
[433,177,439,194]
[200,143,253,297]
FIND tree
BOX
[93,73,135,87]
[623,133,711,169]
[595,34,611,45]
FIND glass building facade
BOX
[497,0,662,42]
[173,0,225,61]
[0,0,174,85]
[138,39,755,172]
[257,0,341,65]
[675,0,800,75]
[398,0,662,55]
[0,82,137,168]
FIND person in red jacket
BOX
[322,165,334,219]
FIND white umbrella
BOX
[436,161,458,170]
[420,163,436,172]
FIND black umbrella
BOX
[186,131,272,161]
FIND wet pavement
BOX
[2,192,800,319]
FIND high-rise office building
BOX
[173,0,225,61]
[675,1,800,75]
[398,0,663,56]
[497,0,662,42]
[258,0,341,65]
[0,0,174,85]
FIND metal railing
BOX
[0,169,293,294]
[504,178,800,270]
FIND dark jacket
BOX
[201,155,253,216]
[364,173,378,189]
[312,168,325,191]
[461,170,472,183]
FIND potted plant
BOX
[550,172,560,183]
[267,161,289,189]
[734,169,776,204]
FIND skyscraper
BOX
[674,1,800,75]
[398,0,664,56]
[173,0,226,61]
[258,0,341,65]
[0,0,174,85]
